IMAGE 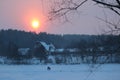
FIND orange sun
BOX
[32,20,40,29]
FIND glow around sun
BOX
[32,20,40,29]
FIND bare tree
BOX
[93,0,120,34]
[49,0,120,18]
[93,0,120,16]
[48,0,120,34]
[49,0,88,21]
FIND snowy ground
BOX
[0,64,120,80]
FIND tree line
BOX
[0,29,120,64]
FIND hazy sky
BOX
[0,0,116,34]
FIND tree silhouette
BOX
[49,0,120,34]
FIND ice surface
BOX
[0,64,120,80]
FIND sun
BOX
[32,20,40,29]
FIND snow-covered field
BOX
[0,64,120,80]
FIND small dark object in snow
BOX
[47,66,51,71]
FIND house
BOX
[18,48,30,55]
[35,41,55,54]
[49,43,55,52]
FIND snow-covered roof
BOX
[36,41,55,51]
[40,41,50,51]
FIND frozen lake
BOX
[0,64,120,80]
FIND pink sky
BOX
[0,0,117,34]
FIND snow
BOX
[0,57,6,64]
[40,41,50,51]
[56,48,64,52]
[37,41,55,52]
[18,48,30,55]
[0,64,120,80]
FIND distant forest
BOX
[0,29,120,64]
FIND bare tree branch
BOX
[93,0,120,9]
[116,0,120,5]
[92,0,120,34]
[49,0,88,21]
[50,0,87,13]
[48,0,120,34]
[92,0,120,16]
[96,17,120,34]
[109,7,120,16]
